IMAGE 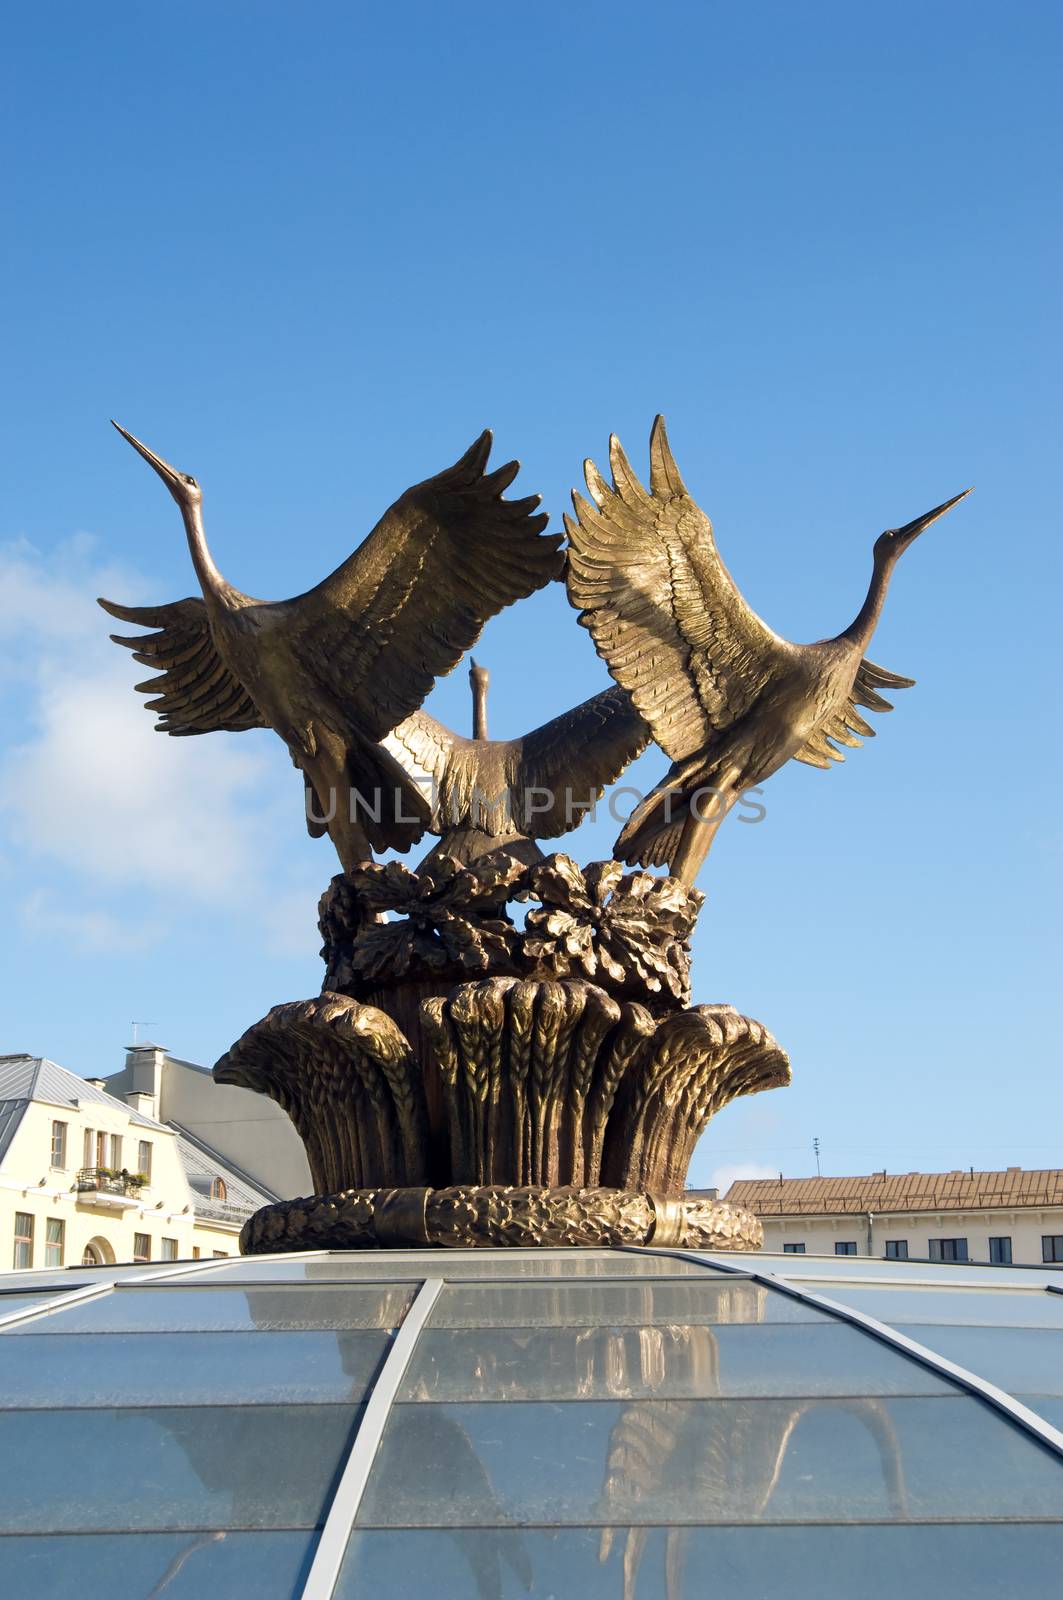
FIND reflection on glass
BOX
[402,1321,951,1403]
[429,1279,823,1330]
[799,1283,1063,1329]
[0,1330,391,1407]
[205,1251,708,1283]
[357,1396,1063,1529]
[0,1530,317,1599]
[5,1284,415,1334]
[339,1523,1063,1600]
[0,1406,361,1532]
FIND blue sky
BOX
[1,1,1060,1191]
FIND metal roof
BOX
[0,1055,165,1166]
[0,1245,1061,1596]
[171,1122,278,1215]
[727,1167,1063,1216]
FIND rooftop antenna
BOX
[813,1136,821,1176]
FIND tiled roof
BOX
[725,1167,1063,1216]
[0,1054,165,1166]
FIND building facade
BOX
[0,1054,276,1271]
[724,1169,1063,1265]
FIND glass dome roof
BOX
[1,1245,1062,1598]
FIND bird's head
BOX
[112,421,202,511]
[874,488,971,563]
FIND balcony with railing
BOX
[75,1168,149,1209]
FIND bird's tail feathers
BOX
[615,767,692,868]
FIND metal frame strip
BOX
[626,1246,1063,1460]
[300,1276,444,1600]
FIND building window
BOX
[212,1250,228,1258]
[929,1238,969,1263]
[210,1178,227,1202]
[83,1128,95,1168]
[95,1130,108,1169]
[1042,1236,1063,1264]
[137,1141,153,1182]
[50,1121,67,1169]
[835,1241,857,1256]
[111,1135,123,1171]
[13,1213,34,1270]
[45,1218,64,1267]
[192,1246,201,1259]
[160,1238,178,1261]
[989,1236,1013,1265]
[133,1233,151,1263]
[782,1243,806,1254]
[885,1240,909,1260]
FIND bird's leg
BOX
[670,779,739,886]
[303,747,373,875]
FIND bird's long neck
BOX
[840,544,898,653]
[471,670,489,739]
[181,499,233,608]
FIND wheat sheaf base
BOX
[239,1185,763,1253]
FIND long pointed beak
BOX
[111,420,184,494]
[895,487,973,541]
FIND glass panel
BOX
[339,1523,1063,1600]
[739,1253,1063,1285]
[0,1405,361,1531]
[0,1290,77,1320]
[429,1279,822,1330]
[893,1324,1063,1397]
[207,1250,711,1282]
[0,1330,391,1406]
[798,1283,1063,1328]
[0,1530,317,1599]
[402,1322,953,1402]
[5,1284,416,1333]
[357,1396,1063,1526]
[1020,1396,1063,1430]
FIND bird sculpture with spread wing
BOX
[100,424,563,872]
[383,658,651,867]
[566,416,970,886]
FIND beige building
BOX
[0,1052,277,1270]
[725,1168,1063,1266]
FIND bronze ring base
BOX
[239,1185,764,1254]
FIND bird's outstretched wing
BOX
[98,596,265,735]
[565,417,791,763]
[517,686,652,837]
[286,433,563,742]
[383,710,457,831]
[792,658,915,768]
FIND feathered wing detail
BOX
[97,596,266,735]
[517,686,652,837]
[383,710,462,832]
[565,416,791,763]
[285,432,563,744]
[385,688,651,842]
[792,656,914,770]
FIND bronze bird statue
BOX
[99,424,562,872]
[382,658,651,867]
[565,416,970,886]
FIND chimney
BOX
[125,1091,157,1121]
[124,1043,167,1102]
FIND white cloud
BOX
[0,536,306,913]
[19,888,161,955]
[708,1161,779,1199]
